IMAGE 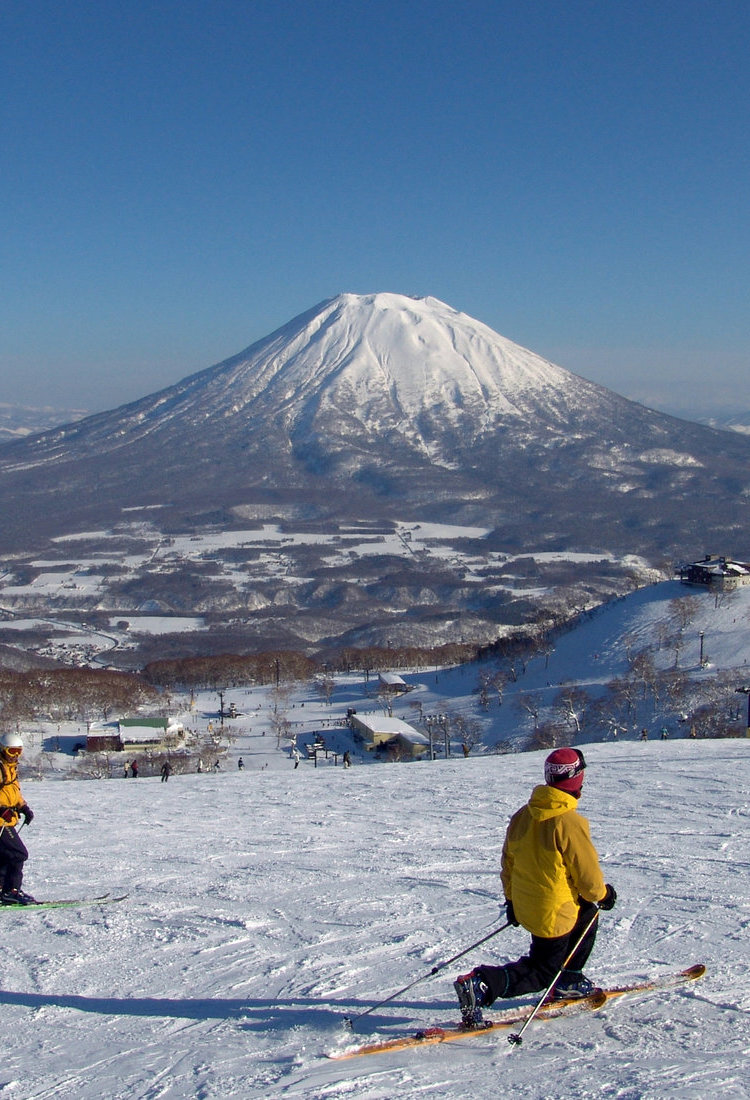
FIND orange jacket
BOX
[0,758,24,828]
[501,784,606,938]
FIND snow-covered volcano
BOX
[0,292,748,615]
[198,291,601,445]
[1,292,619,474]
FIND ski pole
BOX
[507,906,602,1050]
[343,921,511,1029]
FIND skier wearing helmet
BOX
[454,747,616,1026]
[0,733,36,905]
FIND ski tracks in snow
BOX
[0,742,747,1097]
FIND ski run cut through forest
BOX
[0,578,749,1098]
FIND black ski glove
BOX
[504,899,519,926]
[0,807,14,823]
[598,884,617,911]
[19,805,34,825]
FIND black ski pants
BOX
[0,825,28,893]
[478,902,599,1003]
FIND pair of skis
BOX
[328,963,705,1059]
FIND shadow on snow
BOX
[0,989,443,1031]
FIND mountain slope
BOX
[1,733,742,1098]
[4,577,747,1097]
[1,293,749,655]
[1,292,748,551]
[0,293,620,463]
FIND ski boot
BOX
[1,888,36,906]
[454,969,490,1028]
[549,970,596,1001]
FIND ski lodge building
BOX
[377,672,411,694]
[348,713,429,759]
[678,555,750,590]
[85,717,185,754]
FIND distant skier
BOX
[343,751,351,768]
[238,757,244,770]
[160,760,171,782]
[454,748,616,1026]
[0,733,36,905]
[130,759,139,778]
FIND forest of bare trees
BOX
[142,642,479,690]
[0,667,159,727]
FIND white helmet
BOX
[0,732,23,751]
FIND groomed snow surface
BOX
[1,738,747,1099]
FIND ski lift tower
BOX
[734,686,750,737]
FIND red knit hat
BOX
[544,747,586,794]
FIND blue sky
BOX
[2,0,748,417]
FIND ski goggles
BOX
[570,749,586,775]
[2,746,22,757]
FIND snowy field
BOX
[0,738,747,1099]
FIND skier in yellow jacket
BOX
[455,747,616,1025]
[0,733,36,905]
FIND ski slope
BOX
[0,738,746,1099]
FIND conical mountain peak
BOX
[0,292,746,575]
[148,291,613,458]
